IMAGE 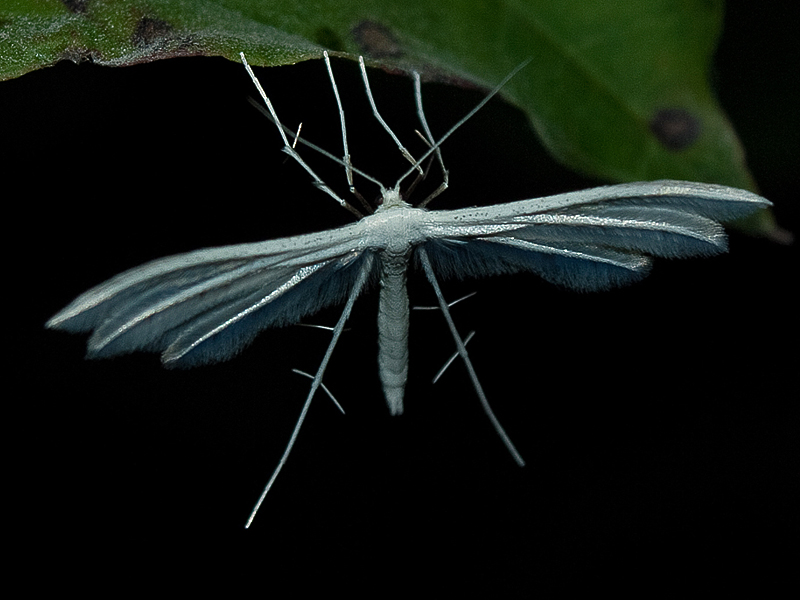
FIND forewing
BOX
[47,224,374,367]
[420,180,770,291]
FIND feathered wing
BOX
[419,180,771,291]
[47,223,375,367]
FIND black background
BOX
[7,4,797,594]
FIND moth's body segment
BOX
[376,245,412,415]
[370,189,429,414]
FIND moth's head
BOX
[375,185,409,211]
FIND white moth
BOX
[46,52,771,527]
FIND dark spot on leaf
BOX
[61,0,89,14]
[315,27,344,52]
[351,20,404,58]
[132,17,173,48]
[649,108,701,151]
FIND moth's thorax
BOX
[363,188,429,253]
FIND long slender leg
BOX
[323,51,354,189]
[412,291,477,311]
[292,368,345,414]
[322,50,376,215]
[395,58,532,188]
[245,255,375,528]
[358,57,422,174]
[414,292,477,379]
[240,52,363,219]
[246,97,385,191]
[417,248,525,467]
[412,71,449,207]
[433,331,475,384]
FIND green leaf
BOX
[0,0,776,235]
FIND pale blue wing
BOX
[47,224,375,367]
[419,180,770,291]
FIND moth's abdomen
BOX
[377,252,410,415]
